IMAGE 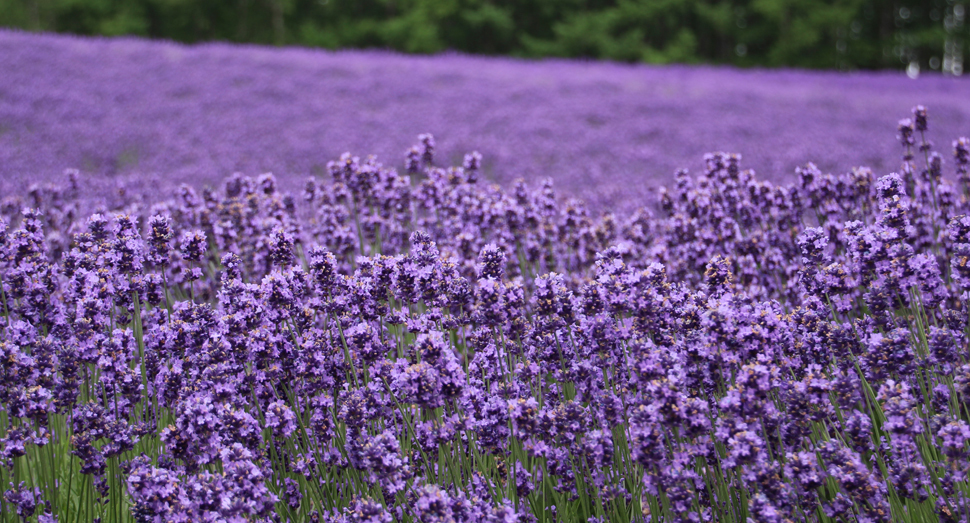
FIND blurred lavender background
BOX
[2,29,968,212]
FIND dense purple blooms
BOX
[0,73,969,523]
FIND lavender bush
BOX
[0,105,969,523]
[2,30,970,213]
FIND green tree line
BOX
[2,0,967,72]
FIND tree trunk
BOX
[237,0,249,41]
[28,0,40,30]
[270,0,285,45]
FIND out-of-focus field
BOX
[1,29,968,211]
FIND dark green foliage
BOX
[2,0,968,71]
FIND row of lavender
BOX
[1,108,969,522]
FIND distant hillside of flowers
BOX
[2,30,970,214]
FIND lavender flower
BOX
[3,483,42,520]
[477,243,506,281]
[179,230,208,262]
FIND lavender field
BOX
[2,30,970,212]
[3,29,970,523]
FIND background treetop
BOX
[3,0,967,73]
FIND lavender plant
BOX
[1,108,970,523]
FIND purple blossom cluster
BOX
[0,107,969,523]
[3,30,970,214]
